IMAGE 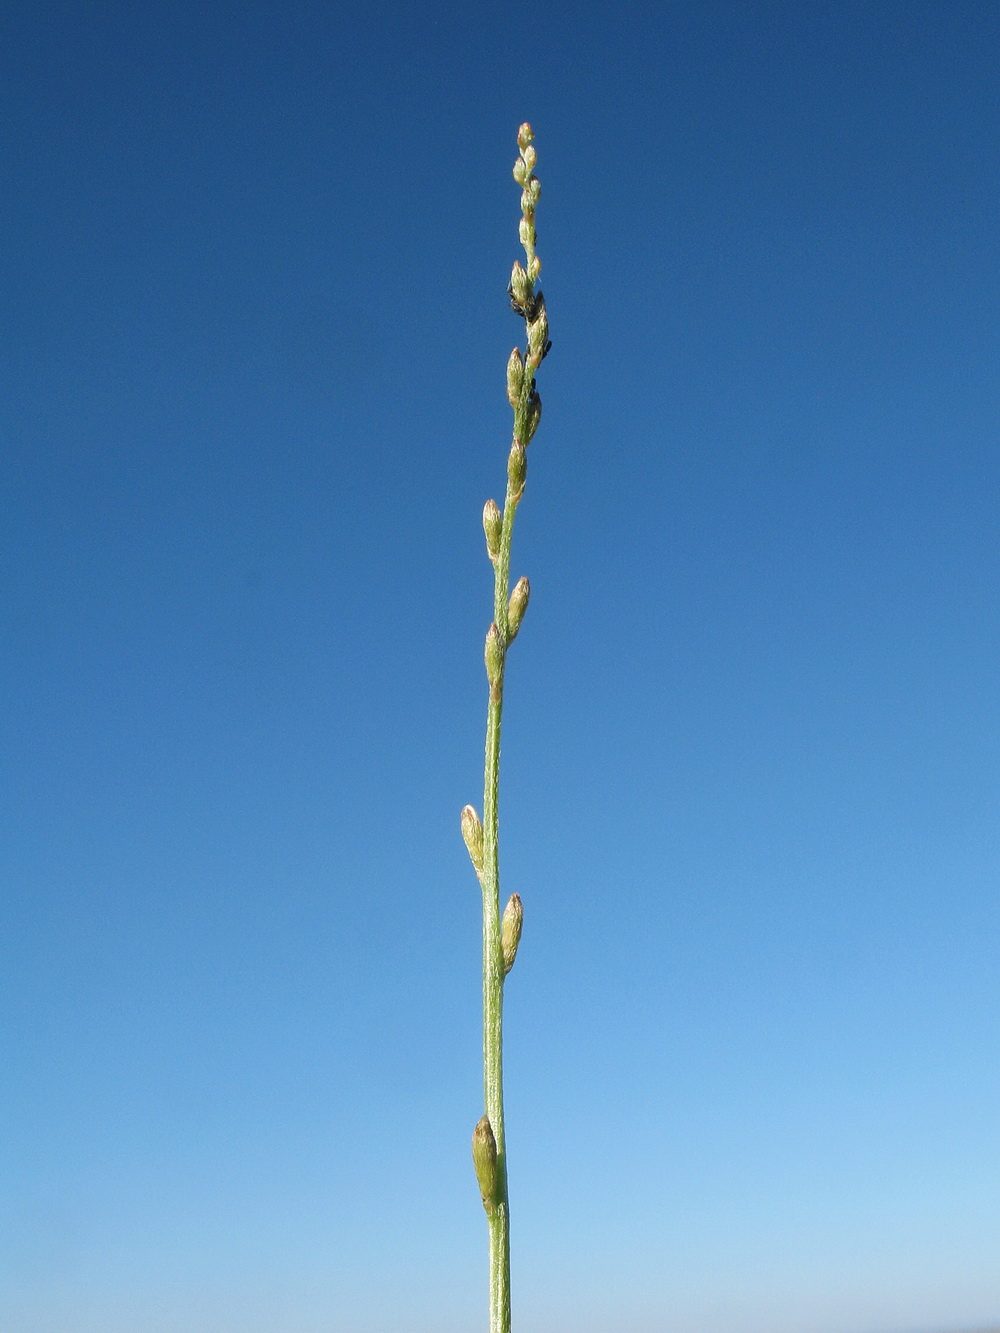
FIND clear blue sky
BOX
[2,3,999,1331]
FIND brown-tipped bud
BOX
[509,261,531,311]
[507,577,530,641]
[501,893,523,975]
[506,347,524,407]
[485,622,504,687]
[483,500,502,564]
[524,390,541,442]
[517,122,534,152]
[522,144,537,173]
[507,440,527,498]
[512,156,529,186]
[472,1115,499,1210]
[461,805,484,875]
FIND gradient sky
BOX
[2,3,999,1331]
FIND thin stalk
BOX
[481,474,519,1333]
[463,122,549,1333]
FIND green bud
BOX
[529,303,547,341]
[501,893,523,975]
[485,622,504,687]
[524,390,541,442]
[517,122,534,152]
[509,261,531,310]
[506,347,524,407]
[522,144,537,173]
[527,307,548,368]
[472,1114,499,1210]
[529,255,541,281]
[483,500,502,564]
[526,176,541,207]
[507,441,526,498]
[519,216,532,249]
[461,805,484,875]
[507,577,529,641]
[512,157,529,186]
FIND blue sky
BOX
[2,2,999,1331]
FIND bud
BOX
[461,805,484,874]
[485,622,504,687]
[506,347,524,407]
[519,216,531,248]
[517,122,534,152]
[524,390,541,442]
[529,255,541,281]
[483,499,502,563]
[501,893,523,975]
[522,144,537,173]
[507,440,526,499]
[472,1115,499,1210]
[527,305,549,368]
[526,176,541,208]
[507,577,530,641]
[512,157,528,186]
[509,261,531,311]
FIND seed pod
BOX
[483,500,502,564]
[472,1115,499,1210]
[506,347,524,407]
[501,893,523,975]
[507,577,530,641]
[485,622,504,687]
[461,805,484,875]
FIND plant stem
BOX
[481,475,520,1333]
[464,122,547,1333]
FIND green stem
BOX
[473,120,546,1333]
[481,472,520,1333]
